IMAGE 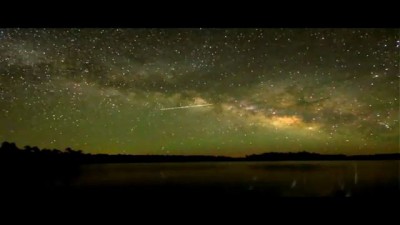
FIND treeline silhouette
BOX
[0,141,233,164]
[1,141,399,165]
[0,141,83,190]
[245,151,400,161]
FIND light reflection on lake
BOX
[72,161,400,197]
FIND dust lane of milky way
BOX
[0,28,398,156]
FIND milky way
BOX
[0,28,398,156]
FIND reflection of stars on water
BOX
[291,180,297,188]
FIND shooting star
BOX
[160,104,213,111]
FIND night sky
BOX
[0,28,398,156]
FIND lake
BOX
[69,161,400,197]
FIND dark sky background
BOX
[0,28,398,156]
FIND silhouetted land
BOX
[1,141,399,200]
[1,141,399,165]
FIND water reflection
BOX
[71,161,400,197]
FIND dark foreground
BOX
[2,161,399,196]
[1,161,398,220]
[1,142,399,217]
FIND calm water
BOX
[71,161,400,197]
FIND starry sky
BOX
[0,28,398,156]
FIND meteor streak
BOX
[160,104,213,111]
